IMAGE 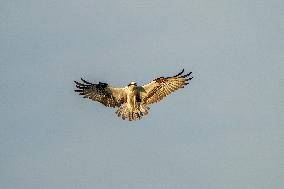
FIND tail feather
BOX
[116,103,150,121]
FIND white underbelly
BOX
[127,94,136,108]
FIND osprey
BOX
[74,69,193,121]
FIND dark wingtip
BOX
[81,78,86,83]
[181,72,192,78]
[80,78,93,85]
[74,80,85,86]
[76,85,87,89]
[174,69,185,77]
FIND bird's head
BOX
[128,81,137,88]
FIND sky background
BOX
[0,0,283,189]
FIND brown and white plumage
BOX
[74,79,127,107]
[74,69,193,121]
[142,69,192,104]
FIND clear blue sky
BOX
[0,1,283,189]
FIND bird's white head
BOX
[128,81,137,87]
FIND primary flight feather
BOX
[74,69,193,121]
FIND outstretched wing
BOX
[141,69,193,105]
[74,78,127,107]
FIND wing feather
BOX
[142,69,193,105]
[74,79,127,107]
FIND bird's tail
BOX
[116,103,150,121]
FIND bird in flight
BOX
[74,69,193,121]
